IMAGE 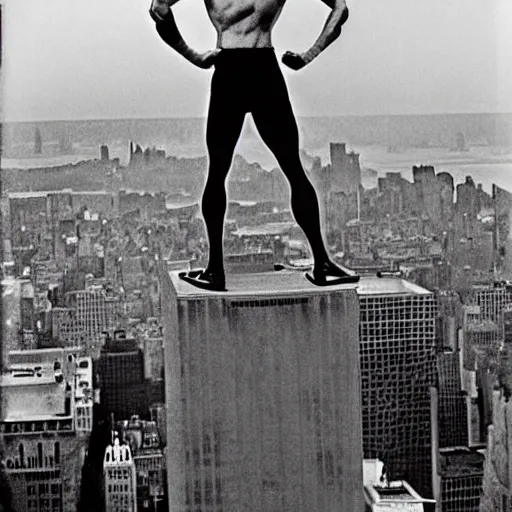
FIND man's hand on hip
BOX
[193,49,222,69]
[281,51,308,71]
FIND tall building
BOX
[117,416,166,511]
[0,349,93,512]
[65,286,122,354]
[413,165,443,225]
[329,142,361,195]
[100,145,110,162]
[431,353,485,511]
[104,439,138,512]
[51,307,86,348]
[160,268,364,511]
[98,332,147,420]
[357,277,437,498]
[480,387,512,512]
[435,447,484,512]
[493,183,512,276]
[437,350,469,449]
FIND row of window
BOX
[107,483,131,493]
[108,468,131,480]
[26,497,61,512]
[27,483,61,496]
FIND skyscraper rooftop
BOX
[166,267,428,299]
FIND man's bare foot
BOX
[306,260,360,286]
[179,268,226,291]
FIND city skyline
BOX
[1,0,511,122]
[3,130,512,510]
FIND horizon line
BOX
[3,111,512,124]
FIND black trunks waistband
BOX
[218,47,275,52]
[215,47,278,67]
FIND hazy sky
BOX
[1,0,511,121]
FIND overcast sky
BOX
[1,0,511,121]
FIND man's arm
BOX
[150,0,219,69]
[282,0,348,70]
[303,0,348,63]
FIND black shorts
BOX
[207,47,299,153]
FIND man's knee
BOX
[207,152,233,176]
[286,168,315,191]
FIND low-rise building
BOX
[0,349,94,512]
[103,439,138,512]
[117,416,166,511]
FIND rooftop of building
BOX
[165,268,431,299]
[232,222,296,237]
[8,189,112,199]
[363,459,435,507]
[0,366,68,422]
[438,448,485,477]
[116,416,163,456]
[104,440,134,467]
[1,353,92,422]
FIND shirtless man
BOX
[150,0,358,291]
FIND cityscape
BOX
[0,112,511,511]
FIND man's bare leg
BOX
[251,54,359,284]
[180,57,246,290]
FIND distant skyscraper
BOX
[100,145,110,162]
[34,127,42,155]
[104,439,138,512]
[413,165,443,225]
[357,277,437,498]
[161,269,364,511]
[329,142,361,195]
[455,132,467,152]
[493,183,512,278]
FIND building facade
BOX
[0,349,93,512]
[104,440,138,512]
[98,333,147,420]
[161,268,364,511]
[357,278,437,498]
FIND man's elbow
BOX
[332,4,348,37]
[331,23,342,39]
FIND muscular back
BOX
[151,0,348,68]
[204,0,286,48]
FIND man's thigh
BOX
[206,71,246,151]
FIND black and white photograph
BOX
[0,0,511,510]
